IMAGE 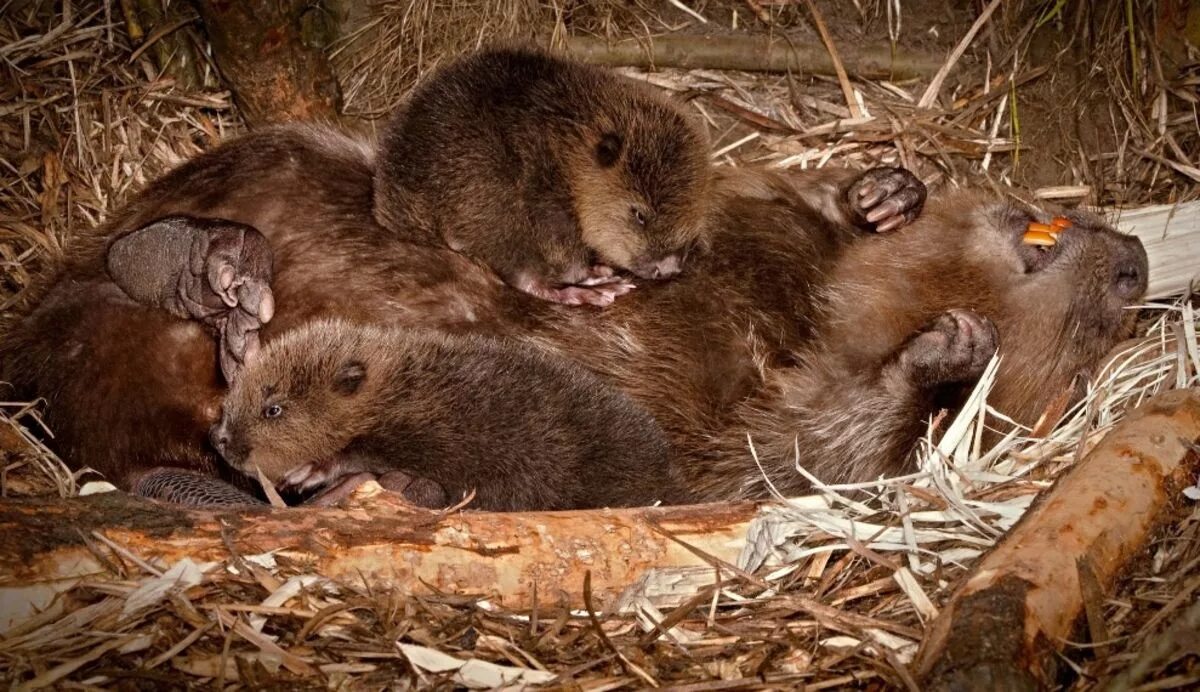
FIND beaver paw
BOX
[848,167,927,232]
[299,472,377,507]
[518,275,636,307]
[297,469,450,508]
[176,223,275,381]
[378,471,450,508]
[279,459,349,495]
[899,310,998,387]
[576,264,623,287]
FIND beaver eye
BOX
[631,207,647,227]
[263,404,283,419]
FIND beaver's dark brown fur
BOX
[374,47,712,307]
[210,319,680,511]
[0,124,1148,507]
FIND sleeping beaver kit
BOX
[209,319,681,511]
[374,47,712,307]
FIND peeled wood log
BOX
[1115,200,1200,300]
[0,484,759,621]
[193,0,341,125]
[564,35,944,80]
[915,388,1200,691]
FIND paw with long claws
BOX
[107,216,275,383]
[177,221,275,380]
[898,309,998,388]
[516,273,636,307]
[576,264,624,287]
[278,457,356,496]
[298,471,378,507]
[848,167,928,232]
[292,463,450,509]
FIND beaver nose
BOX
[1111,234,1149,301]
[209,418,230,456]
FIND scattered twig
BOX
[801,0,862,119]
[918,0,1004,109]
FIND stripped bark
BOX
[915,388,1200,690]
[0,483,758,613]
[564,35,943,80]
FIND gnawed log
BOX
[0,484,759,626]
[915,388,1200,690]
[193,0,341,125]
[564,35,944,80]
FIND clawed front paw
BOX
[576,264,621,287]
[848,167,927,232]
[548,281,636,307]
[177,221,275,381]
[899,310,998,388]
[292,467,450,508]
[377,471,451,508]
[279,459,340,495]
[298,472,378,507]
[517,273,636,307]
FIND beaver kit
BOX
[210,319,682,511]
[374,47,712,307]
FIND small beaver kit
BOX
[375,47,712,306]
[209,319,682,510]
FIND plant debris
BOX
[2,1,1198,688]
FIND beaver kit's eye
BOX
[263,404,283,419]
[631,207,648,228]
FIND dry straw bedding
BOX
[2,0,1199,688]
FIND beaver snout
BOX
[1110,233,1148,301]
[208,412,246,467]
[209,418,228,455]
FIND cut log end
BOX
[916,388,1200,688]
[921,575,1045,691]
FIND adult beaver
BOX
[0,125,1147,506]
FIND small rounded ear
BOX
[595,133,623,167]
[333,361,366,395]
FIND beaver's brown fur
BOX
[0,124,1148,507]
[210,319,679,511]
[374,47,712,306]
[677,184,1147,499]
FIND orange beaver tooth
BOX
[1023,230,1058,246]
[1051,216,1073,229]
[1026,222,1057,234]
